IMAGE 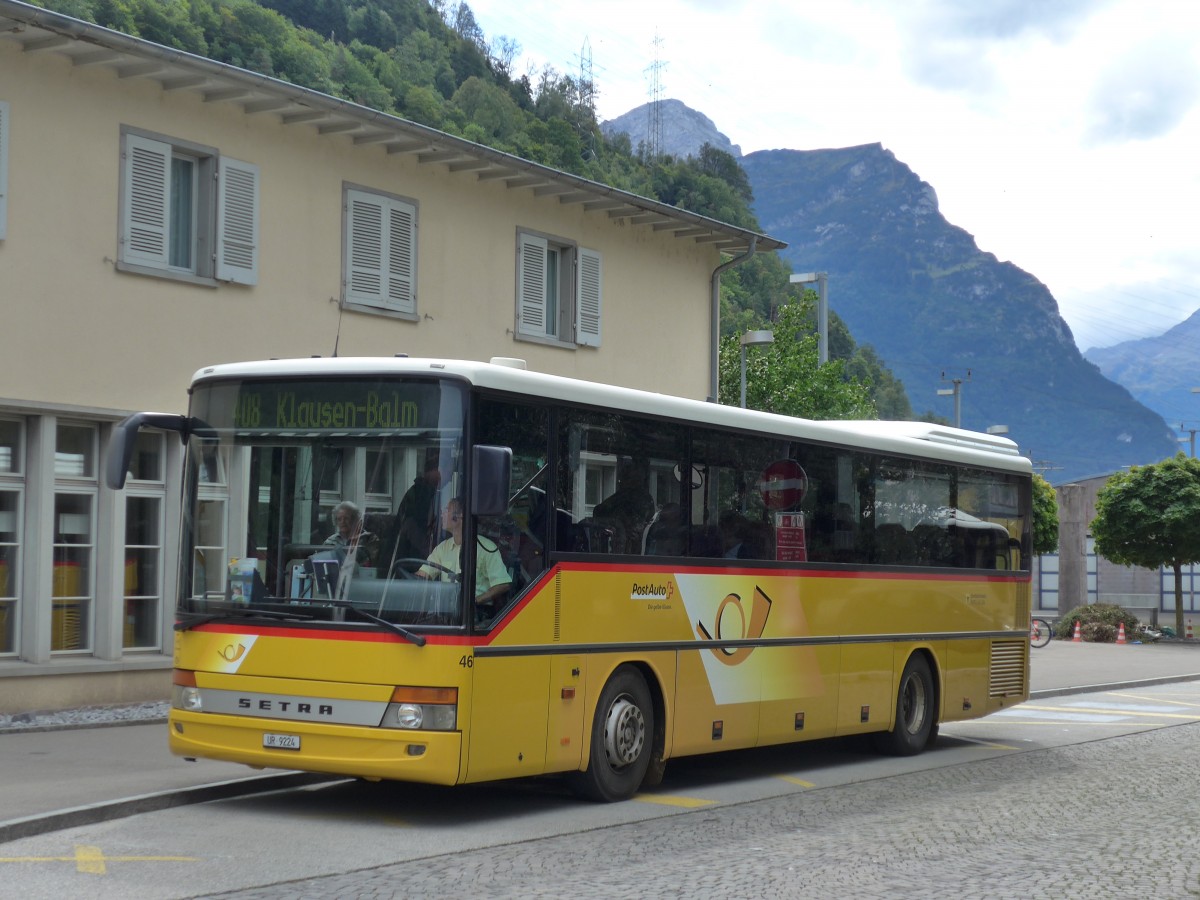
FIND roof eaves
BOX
[0,0,787,255]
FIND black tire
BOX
[569,666,654,802]
[1030,617,1052,648]
[873,653,935,757]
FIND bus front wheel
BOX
[570,666,654,802]
[873,653,935,756]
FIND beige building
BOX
[0,1,784,712]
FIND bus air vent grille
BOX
[988,640,1027,697]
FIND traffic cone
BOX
[1188,621,1194,640]
[1116,622,1126,644]
[1072,620,1082,643]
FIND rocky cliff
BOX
[739,144,1179,481]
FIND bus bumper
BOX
[168,710,463,785]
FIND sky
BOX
[467,0,1200,354]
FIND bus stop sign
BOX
[759,460,807,511]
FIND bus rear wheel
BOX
[570,666,653,802]
[873,653,935,756]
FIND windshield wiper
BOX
[174,607,316,631]
[333,602,426,646]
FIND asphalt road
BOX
[3,676,1200,899]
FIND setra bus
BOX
[107,356,1033,801]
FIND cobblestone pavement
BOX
[199,721,1200,900]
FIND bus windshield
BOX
[180,376,468,629]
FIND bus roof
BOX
[191,357,1032,475]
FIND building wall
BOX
[0,36,734,711]
[0,41,717,414]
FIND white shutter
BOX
[517,233,548,337]
[384,200,415,313]
[345,190,416,312]
[0,101,8,240]
[120,134,171,267]
[575,247,602,347]
[216,157,259,284]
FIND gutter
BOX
[709,238,758,403]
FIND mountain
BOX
[601,100,741,160]
[1085,311,1200,431]
[736,143,1179,481]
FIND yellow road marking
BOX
[777,776,816,788]
[0,844,198,875]
[951,719,1171,728]
[634,793,716,808]
[1114,692,1200,709]
[75,845,106,875]
[949,736,1020,750]
[1021,704,1200,720]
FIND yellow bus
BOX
[108,356,1032,801]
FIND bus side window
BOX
[474,398,551,606]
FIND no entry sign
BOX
[759,459,808,511]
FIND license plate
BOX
[263,732,301,750]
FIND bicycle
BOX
[1030,617,1053,648]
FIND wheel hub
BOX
[602,696,645,768]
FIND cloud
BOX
[901,0,1107,92]
[1087,41,1200,142]
[914,0,1104,41]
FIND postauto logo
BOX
[631,581,674,601]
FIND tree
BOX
[1031,472,1058,556]
[717,301,875,420]
[1091,454,1200,634]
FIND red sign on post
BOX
[759,459,808,511]
[775,512,808,562]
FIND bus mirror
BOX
[472,445,512,517]
[106,412,189,490]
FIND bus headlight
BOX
[173,685,203,712]
[171,670,202,711]
[395,703,423,729]
[382,686,458,731]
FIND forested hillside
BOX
[39,0,909,416]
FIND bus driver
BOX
[418,497,512,613]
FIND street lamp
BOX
[937,370,971,429]
[789,272,828,365]
[740,329,774,409]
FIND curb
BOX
[0,771,341,845]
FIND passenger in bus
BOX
[391,456,443,560]
[643,502,686,556]
[418,497,512,611]
[592,457,655,554]
[324,501,378,566]
[719,510,754,559]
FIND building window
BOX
[343,186,417,315]
[0,99,9,240]
[0,417,22,656]
[53,423,97,653]
[118,128,259,285]
[516,231,602,347]
[123,432,165,650]
[193,447,229,600]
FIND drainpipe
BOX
[709,238,758,403]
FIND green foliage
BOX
[717,301,876,420]
[1092,454,1200,633]
[1031,473,1058,555]
[1054,603,1146,643]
